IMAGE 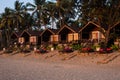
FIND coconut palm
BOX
[0,7,14,47]
[22,13,34,30]
[0,1,27,47]
[46,0,75,28]
[11,0,26,31]
[26,0,48,29]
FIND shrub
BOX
[72,44,82,50]
[81,47,94,53]
[56,44,64,50]
[111,45,118,51]
[99,47,113,54]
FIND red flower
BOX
[82,48,91,51]
[106,48,112,51]
[99,48,104,51]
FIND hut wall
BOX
[74,33,79,41]
[18,37,24,44]
[68,33,79,42]
[91,31,105,39]
[30,36,37,44]
[50,35,59,42]
[68,34,73,42]
[91,31,99,39]
[101,33,105,39]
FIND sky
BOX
[0,0,55,14]
[0,0,33,13]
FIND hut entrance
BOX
[37,36,41,45]
[82,32,89,39]
[21,32,30,43]
[82,23,100,40]
[42,31,52,43]
[59,28,72,43]
[61,33,67,41]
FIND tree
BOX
[26,0,48,29]
[79,0,120,47]
[0,1,28,47]
[0,7,14,47]
[11,0,26,31]
[46,0,75,28]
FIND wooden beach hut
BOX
[11,32,22,43]
[79,21,105,43]
[57,24,79,43]
[40,28,57,44]
[50,29,59,43]
[19,30,42,45]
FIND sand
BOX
[0,50,120,80]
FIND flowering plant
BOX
[64,47,73,53]
[99,47,112,53]
[81,47,93,53]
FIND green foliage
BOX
[71,44,82,50]
[46,44,53,50]
[111,45,119,51]
[56,44,64,51]
[91,45,97,51]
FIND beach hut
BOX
[11,32,22,43]
[79,21,105,43]
[57,24,79,43]
[19,30,42,45]
[50,29,59,43]
[40,28,57,44]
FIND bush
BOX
[111,45,118,51]
[99,47,113,54]
[56,44,64,51]
[72,44,82,50]
[81,47,94,53]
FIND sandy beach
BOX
[0,51,120,80]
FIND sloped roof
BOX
[27,30,43,36]
[57,24,80,34]
[79,21,105,32]
[40,28,59,36]
[20,30,43,37]
[69,26,80,33]
[49,29,60,34]
[11,31,22,38]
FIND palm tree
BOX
[0,7,14,47]
[11,0,26,31]
[0,0,27,47]
[46,0,75,28]
[22,12,34,30]
[45,1,57,28]
[26,0,48,29]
